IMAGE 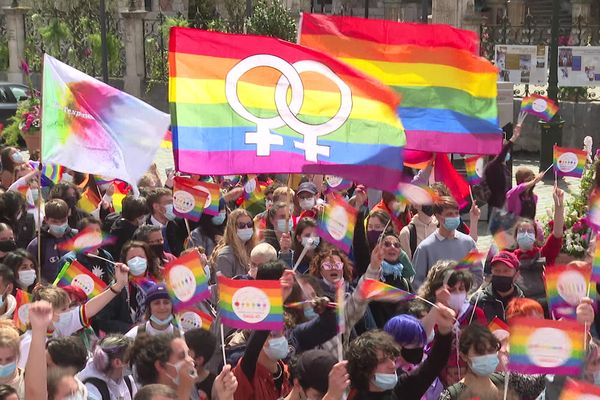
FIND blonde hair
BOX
[210,208,257,270]
[33,286,70,310]
[250,243,277,263]
[0,320,20,359]
[273,187,295,204]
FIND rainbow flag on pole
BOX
[169,27,406,192]
[317,194,357,253]
[53,260,107,299]
[57,228,115,253]
[194,181,221,216]
[173,176,208,222]
[508,317,584,375]
[177,308,214,332]
[559,378,600,399]
[545,265,590,320]
[488,316,509,333]
[359,279,416,302]
[299,13,502,155]
[164,251,210,312]
[454,249,487,272]
[553,145,587,178]
[464,156,484,185]
[218,274,284,330]
[592,237,600,283]
[520,94,559,122]
[13,289,31,331]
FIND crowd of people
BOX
[0,124,596,400]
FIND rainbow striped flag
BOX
[317,194,357,253]
[336,280,345,334]
[78,186,101,214]
[559,378,600,399]
[161,129,173,149]
[454,249,486,272]
[299,13,502,155]
[28,161,64,187]
[359,279,416,302]
[131,276,157,294]
[242,177,265,207]
[57,228,116,253]
[169,27,406,192]
[13,289,31,331]
[508,317,584,375]
[173,176,208,222]
[177,308,214,331]
[53,260,107,299]
[164,250,210,312]
[112,180,130,213]
[324,175,353,193]
[488,316,509,333]
[218,274,284,330]
[194,181,221,216]
[464,156,484,185]
[520,94,559,122]
[545,265,590,320]
[554,145,587,178]
[592,237,600,283]
[395,183,437,206]
[587,192,600,232]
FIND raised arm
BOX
[84,262,129,318]
[25,301,54,400]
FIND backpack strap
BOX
[83,377,111,400]
[408,222,417,256]
[124,375,134,397]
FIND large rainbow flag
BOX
[299,13,502,155]
[169,27,406,192]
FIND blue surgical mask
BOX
[237,228,254,242]
[0,361,16,378]
[276,219,293,233]
[150,314,173,326]
[443,216,460,231]
[303,305,317,320]
[48,222,68,237]
[164,204,176,221]
[211,211,226,225]
[373,372,398,390]
[469,353,499,376]
[264,336,289,360]
[10,152,25,163]
[516,232,536,250]
[127,256,148,276]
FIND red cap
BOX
[62,285,88,303]
[491,251,520,270]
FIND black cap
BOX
[297,182,318,195]
[295,349,337,394]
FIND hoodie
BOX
[399,214,438,260]
[26,226,77,283]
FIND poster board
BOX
[495,45,548,85]
[558,46,600,87]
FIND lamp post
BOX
[539,0,564,173]
[99,0,109,84]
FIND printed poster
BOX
[495,45,548,85]
[558,46,600,87]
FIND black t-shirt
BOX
[195,372,217,400]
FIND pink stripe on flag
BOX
[406,132,502,155]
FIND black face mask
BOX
[420,205,434,217]
[491,275,514,293]
[401,347,424,365]
[150,244,164,259]
[0,240,17,253]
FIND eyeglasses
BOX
[517,228,535,235]
[321,261,344,270]
[237,222,253,229]
[383,241,401,249]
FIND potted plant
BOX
[2,60,41,155]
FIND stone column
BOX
[507,0,525,25]
[462,13,486,33]
[121,9,148,97]
[3,6,30,84]
[432,0,459,25]
[571,0,592,22]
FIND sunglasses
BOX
[321,261,344,270]
[383,241,400,249]
[237,222,253,229]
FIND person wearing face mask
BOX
[0,322,25,398]
[4,249,38,294]
[209,209,257,279]
[0,147,26,190]
[125,284,180,339]
[26,199,78,283]
[412,196,480,291]
[371,191,412,233]
[290,218,321,274]
[76,335,136,400]
[189,204,227,259]
[253,183,282,235]
[295,182,319,220]
[0,266,15,320]
[440,323,545,400]
[49,183,92,230]
[0,225,16,263]
[399,204,438,260]
[106,195,148,260]
[470,251,524,323]
[145,188,188,257]
[133,225,177,267]
[263,202,294,254]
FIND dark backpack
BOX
[408,222,417,257]
[83,376,134,400]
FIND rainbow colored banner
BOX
[508,317,584,375]
[592,237,600,283]
[173,176,208,222]
[520,94,559,123]
[163,250,210,312]
[194,181,221,216]
[559,378,600,399]
[464,156,484,185]
[317,194,357,253]
[169,27,406,192]
[299,13,502,155]
[545,265,590,320]
[13,289,31,331]
[57,228,115,254]
[488,316,509,333]
[587,192,600,232]
[554,145,587,178]
[53,260,107,299]
[359,279,416,302]
[454,249,486,272]
[218,274,284,330]
[41,54,170,187]
[177,308,214,332]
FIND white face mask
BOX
[448,291,467,312]
[18,269,36,288]
[10,152,25,164]
[237,228,253,242]
[299,198,315,211]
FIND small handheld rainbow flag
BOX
[554,145,587,178]
[318,194,357,253]
[324,175,352,194]
[488,316,509,333]
[164,250,210,312]
[559,378,600,399]
[112,180,131,213]
[194,181,221,216]
[592,237,600,283]
[173,176,208,222]
[78,186,101,214]
[13,289,31,331]
[177,308,214,332]
[218,274,284,330]
[242,177,266,209]
[454,249,487,272]
[508,317,584,375]
[464,156,484,185]
[53,260,108,299]
[57,228,115,254]
[29,161,64,187]
[359,279,416,302]
[395,183,437,206]
[336,281,346,334]
[587,192,600,232]
[545,265,590,320]
[489,208,518,250]
[519,94,559,123]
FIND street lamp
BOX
[539,0,564,173]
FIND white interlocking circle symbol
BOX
[225,55,353,161]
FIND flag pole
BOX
[36,54,45,281]
[220,323,227,366]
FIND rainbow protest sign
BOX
[53,260,107,299]
[173,176,208,222]
[218,275,284,330]
[587,192,600,232]
[545,265,591,320]
[508,317,585,375]
[553,145,587,178]
[177,308,214,332]
[164,250,210,312]
[317,194,357,253]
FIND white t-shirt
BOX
[77,360,137,400]
[124,320,178,339]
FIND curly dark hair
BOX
[459,323,501,356]
[417,259,472,304]
[347,330,400,391]
[49,182,82,203]
[308,245,353,282]
[127,333,175,386]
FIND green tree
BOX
[246,0,297,41]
